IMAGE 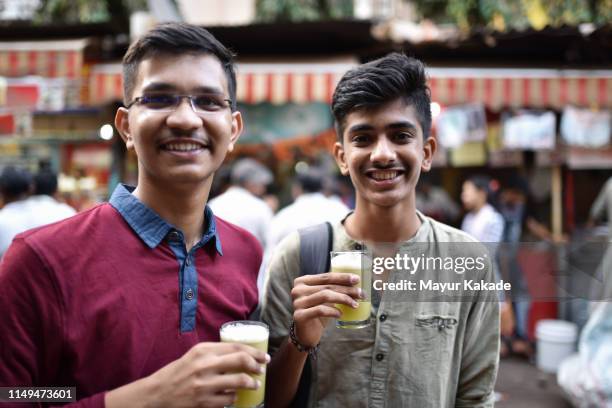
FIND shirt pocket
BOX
[406,313,458,363]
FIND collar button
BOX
[167,231,181,242]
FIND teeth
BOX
[164,143,201,151]
[371,171,399,181]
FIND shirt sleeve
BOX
[0,238,107,408]
[455,254,500,407]
[260,232,301,355]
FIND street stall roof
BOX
[0,39,87,79]
[428,67,612,110]
[88,62,612,111]
[88,59,359,105]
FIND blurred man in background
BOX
[0,166,33,256]
[25,169,76,227]
[266,166,349,252]
[209,157,274,246]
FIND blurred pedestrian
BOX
[266,166,349,252]
[497,177,535,358]
[0,166,33,256]
[25,169,76,226]
[461,175,504,243]
[209,157,274,246]
[461,175,516,355]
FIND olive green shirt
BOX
[261,213,500,408]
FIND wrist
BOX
[289,320,319,359]
[105,376,153,408]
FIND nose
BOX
[165,97,202,131]
[370,136,397,166]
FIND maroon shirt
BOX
[0,194,261,407]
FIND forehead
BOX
[133,53,228,94]
[343,98,423,134]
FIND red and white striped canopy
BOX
[88,60,356,105]
[0,40,87,79]
[88,62,612,110]
[428,68,611,110]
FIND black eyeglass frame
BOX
[125,94,233,112]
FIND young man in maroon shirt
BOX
[0,23,267,408]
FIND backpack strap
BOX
[299,222,333,277]
[292,221,333,408]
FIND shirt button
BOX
[185,288,194,300]
[186,257,191,266]
[167,231,180,241]
[379,314,387,322]
[376,353,384,361]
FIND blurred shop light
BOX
[430,102,441,119]
[295,161,309,174]
[99,124,114,141]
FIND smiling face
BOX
[333,98,435,209]
[115,53,242,191]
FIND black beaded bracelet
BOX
[289,320,319,359]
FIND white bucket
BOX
[535,319,578,373]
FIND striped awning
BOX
[88,63,612,110]
[88,60,357,105]
[0,39,87,79]
[235,62,356,104]
[428,68,612,110]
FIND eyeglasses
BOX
[126,93,232,113]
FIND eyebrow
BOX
[140,82,225,95]
[347,121,418,133]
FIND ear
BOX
[115,107,134,150]
[333,142,349,176]
[227,111,243,153]
[420,136,437,172]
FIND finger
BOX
[211,373,260,392]
[294,304,343,322]
[295,272,360,287]
[210,351,266,375]
[200,393,236,408]
[294,289,359,310]
[190,342,269,364]
[293,283,363,298]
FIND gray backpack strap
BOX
[293,222,332,408]
[299,222,333,276]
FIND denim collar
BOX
[109,184,223,254]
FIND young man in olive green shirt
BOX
[262,53,500,408]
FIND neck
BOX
[346,196,421,243]
[472,201,487,213]
[133,178,212,251]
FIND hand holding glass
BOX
[219,321,269,408]
[331,251,372,329]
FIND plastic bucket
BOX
[535,319,578,373]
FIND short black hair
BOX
[34,170,58,196]
[466,174,498,205]
[331,53,431,141]
[122,22,237,110]
[295,168,324,193]
[0,166,32,200]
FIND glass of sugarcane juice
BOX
[331,251,371,329]
[219,321,269,408]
